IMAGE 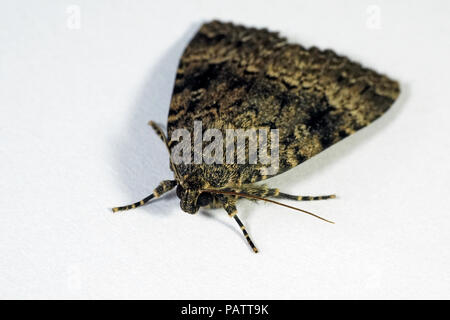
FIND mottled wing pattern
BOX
[167,20,400,188]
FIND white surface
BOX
[1,0,450,299]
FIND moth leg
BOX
[206,195,224,209]
[273,190,336,201]
[112,180,177,212]
[148,120,183,182]
[237,185,335,201]
[148,120,167,144]
[217,195,258,253]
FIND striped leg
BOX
[275,191,336,201]
[233,214,258,253]
[237,185,336,202]
[112,180,177,212]
[148,121,167,144]
[218,195,258,253]
[148,120,183,181]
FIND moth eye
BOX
[197,192,212,207]
[176,185,184,199]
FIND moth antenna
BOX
[148,121,184,184]
[204,189,334,224]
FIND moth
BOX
[113,21,400,253]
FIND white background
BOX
[1,0,449,299]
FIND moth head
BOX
[176,184,213,214]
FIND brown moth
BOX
[113,21,400,253]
